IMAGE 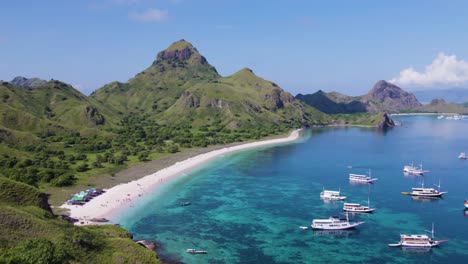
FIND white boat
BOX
[459,152,467,160]
[464,200,468,209]
[349,169,378,183]
[404,180,447,198]
[437,115,444,119]
[403,162,428,175]
[453,115,462,120]
[186,249,208,254]
[343,196,375,213]
[299,226,309,230]
[320,190,346,201]
[388,223,447,248]
[311,212,364,230]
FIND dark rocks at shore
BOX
[377,112,396,128]
[135,240,157,251]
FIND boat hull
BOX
[311,221,364,230]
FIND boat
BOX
[465,200,468,209]
[349,169,378,183]
[406,180,447,198]
[186,249,208,254]
[311,212,364,230]
[437,115,444,119]
[459,152,467,160]
[403,162,428,175]
[181,202,191,206]
[388,223,447,248]
[299,226,309,230]
[343,195,375,213]
[320,190,346,201]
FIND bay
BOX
[119,115,468,263]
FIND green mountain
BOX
[0,80,117,135]
[92,40,327,129]
[295,90,366,114]
[0,177,160,264]
[296,80,421,113]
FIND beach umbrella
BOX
[72,196,84,201]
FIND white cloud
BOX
[129,8,169,22]
[390,53,468,88]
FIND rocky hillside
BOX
[10,76,47,89]
[296,80,421,113]
[363,80,421,112]
[92,39,327,129]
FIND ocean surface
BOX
[118,115,468,263]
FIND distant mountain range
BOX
[296,81,468,114]
[412,88,468,104]
[296,80,421,114]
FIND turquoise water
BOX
[119,116,468,263]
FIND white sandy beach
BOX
[61,129,303,225]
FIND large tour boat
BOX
[403,162,427,175]
[388,223,447,248]
[349,169,378,183]
[404,181,447,198]
[311,213,364,230]
[343,196,375,213]
[320,190,346,201]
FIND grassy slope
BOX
[0,177,160,264]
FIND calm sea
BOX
[118,115,468,263]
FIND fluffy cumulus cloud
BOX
[390,53,468,88]
[129,8,169,22]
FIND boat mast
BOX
[434,180,441,192]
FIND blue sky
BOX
[1,0,468,95]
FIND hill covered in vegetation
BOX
[0,177,160,264]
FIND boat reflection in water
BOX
[402,246,432,254]
[313,229,358,238]
[411,196,441,203]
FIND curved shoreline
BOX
[61,128,303,225]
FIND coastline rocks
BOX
[135,240,157,251]
[376,112,396,128]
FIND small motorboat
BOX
[181,202,191,206]
[186,249,208,254]
[459,152,467,160]
[299,226,309,230]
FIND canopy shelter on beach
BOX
[72,196,84,201]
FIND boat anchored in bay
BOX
[388,223,447,248]
[459,152,467,160]
[402,180,447,198]
[343,195,375,213]
[403,162,428,175]
[349,169,378,183]
[311,212,364,230]
[320,189,346,201]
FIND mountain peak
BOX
[155,39,209,66]
[368,80,408,97]
[364,79,421,111]
[11,76,47,89]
